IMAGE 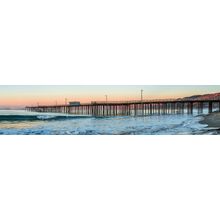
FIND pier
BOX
[26,99,220,117]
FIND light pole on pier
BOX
[105,95,108,103]
[65,98,67,105]
[141,89,143,102]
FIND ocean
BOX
[0,109,217,135]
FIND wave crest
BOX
[0,115,92,122]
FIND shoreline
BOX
[200,112,220,128]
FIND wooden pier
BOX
[26,99,220,117]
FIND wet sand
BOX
[200,112,220,128]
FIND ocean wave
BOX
[0,110,213,135]
[0,114,92,122]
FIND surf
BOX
[0,114,93,122]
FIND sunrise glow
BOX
[0,85,220,108]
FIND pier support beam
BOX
[208,102,213,113]
[198,102,203,114]
[149,104,152,115]
[187,102,193,114]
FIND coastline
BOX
[200,112,220,128]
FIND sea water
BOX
[0,109,215,135]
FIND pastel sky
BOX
[0,85,220,108]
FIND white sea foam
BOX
[36,115,57,120]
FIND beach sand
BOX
[200,112,220,128]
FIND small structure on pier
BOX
[69,101,80,106]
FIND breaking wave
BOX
[0,115,92,122]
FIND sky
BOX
[0,85,220,108]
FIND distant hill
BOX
[181,92,220,101]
